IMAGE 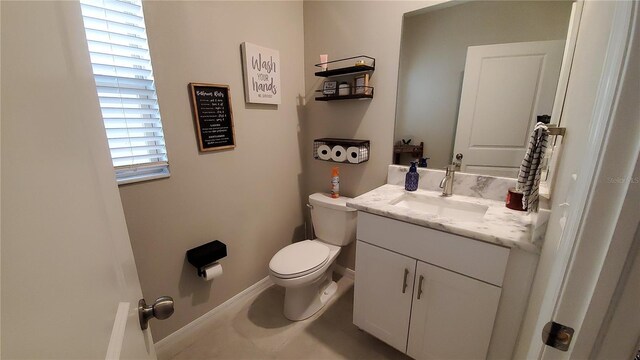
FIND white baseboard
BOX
[334,264,355,280]
[155,276,273,360]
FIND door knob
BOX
[138,296,174,330]
[453,153,464,170]
[542,321,574,351]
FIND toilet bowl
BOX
[269,193,357,321]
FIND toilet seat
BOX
[269,240,330,279]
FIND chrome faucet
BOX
[439,165,456,197]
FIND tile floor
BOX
[170,275,409,360]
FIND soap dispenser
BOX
[405,161,419,191]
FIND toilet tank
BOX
[308,193,357,246]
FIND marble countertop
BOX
[346,184,546,253]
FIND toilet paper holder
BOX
[186,240,227,277]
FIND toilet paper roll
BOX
[317,145,332,160]
[201,262,223,281]
[346,146,361,164]
[331,145,347,162]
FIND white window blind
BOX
[80,0,169,184]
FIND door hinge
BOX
[542,321,574,351]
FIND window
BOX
[80,0,169,184]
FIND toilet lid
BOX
[269,240,330,278]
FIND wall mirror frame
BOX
[393,0,579,190]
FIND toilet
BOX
[269,193,357,321]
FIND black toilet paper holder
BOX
[186,240,227,277]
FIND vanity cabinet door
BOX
[354,240,416,353]
[407,261,501,360]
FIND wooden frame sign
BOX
[189,83,236,152]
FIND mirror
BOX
[393,1,574,178]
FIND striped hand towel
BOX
[516,122,549,212]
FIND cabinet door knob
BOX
[417,275,425,300]
[402,268,409,293]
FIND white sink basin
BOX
[390,193,488,222]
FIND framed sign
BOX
[189,83,236,152]
[322,81,337,96]
[241,42,281,105]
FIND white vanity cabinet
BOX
[406,261,501,359]
[353,241,416,352]
[353,212,516,359]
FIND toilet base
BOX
[283,273,338,321]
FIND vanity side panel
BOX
[357,212,510,286]
[487,248,540,359]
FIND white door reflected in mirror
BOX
[453,40,565,178]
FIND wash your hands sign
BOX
[241,42,281,105]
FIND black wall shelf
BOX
[314,55,375,77]
[316,86,374,101]
[315,93,374,101]
[315,65,375,78]
[314,55,375,102]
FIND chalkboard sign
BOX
[189,83,236,152]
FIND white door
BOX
[513,1,638,358]
[2,1,157,359]
[453,40,565,177]
[407,261,501,360]
[353,241,416,353]
[537,1,639,359]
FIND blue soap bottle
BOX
[405,161,419,191]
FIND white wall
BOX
[118,1,306,341]
[396,1,572,168]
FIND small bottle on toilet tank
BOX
[331,167,340,198]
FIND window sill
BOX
[116,171,171,186]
